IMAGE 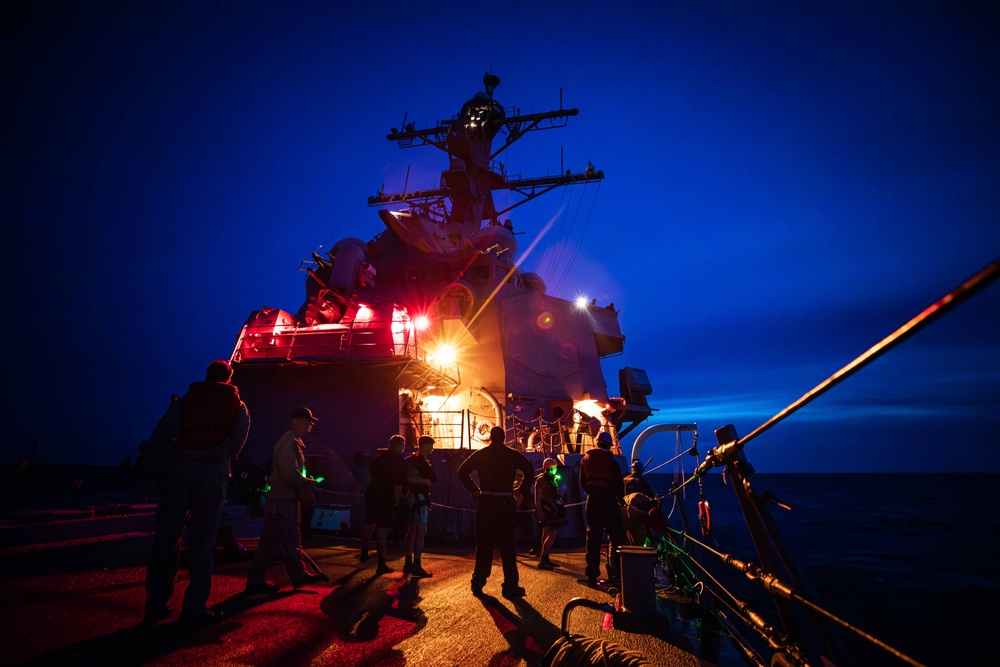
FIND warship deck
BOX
[2,536,710,667]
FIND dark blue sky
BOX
[3,2,998,472]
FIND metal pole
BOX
[739,256,1000,450]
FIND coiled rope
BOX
[542,635,654,667]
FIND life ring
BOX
[698,495,712,537]
[473,420,494,443]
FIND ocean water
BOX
[644,472,1000,667]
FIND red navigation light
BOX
[414,315,431,331]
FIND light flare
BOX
[355,304,373,322]
[428,344,457,367]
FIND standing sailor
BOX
[402,435,436,577]
[142,359,250,628]
[360,434,407,574]
[245,406,327,595]
[580,431,626,587]
[535,458,567,570]
[457,426,535,598]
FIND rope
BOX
[314,489,363,500]
[314,200,360,257]
[536,186,573,281]
[552,181,602,297]
[549,183,588,296]
[542,635,654,667]
[510,414,576,429]
[429,499,586,514]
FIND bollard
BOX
[618,545,656,613]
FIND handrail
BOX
[665,528,928,667]
[654,257,1000,666]
[233,310,429,363]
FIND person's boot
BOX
[501,584,526,598]
[538,556,556,570]
[403,555,413,574]
[375,555,393,575]
[358,547,369,562]
[411,556,431,578]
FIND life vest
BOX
[580,449,617,491]
[174,381,241,450]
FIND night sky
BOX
[4,2,998,473]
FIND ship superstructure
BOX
[229,74,653,537]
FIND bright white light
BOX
[433,344,457,367]
[355,304,373,322]
[575,295,590,309]
[574,399,604,420]
[391,307,409,334]
[414,316,431,331]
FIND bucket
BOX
[617,545,656,613]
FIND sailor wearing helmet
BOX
[579,431,626,587]
[623,459,654,497]
[534,458,567,570]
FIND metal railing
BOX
[507,414,619,455]
[232,311,427,364]
[399,409,474,449]
[660,257,1000,667]
[396,408,620,452]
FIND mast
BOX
[368,73,604,230]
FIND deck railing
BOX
[232,311,427,364]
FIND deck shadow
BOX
[16,617,244,667]
[475,594,561,667]
[319,570,427,640]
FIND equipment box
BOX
[310,507,351,532]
